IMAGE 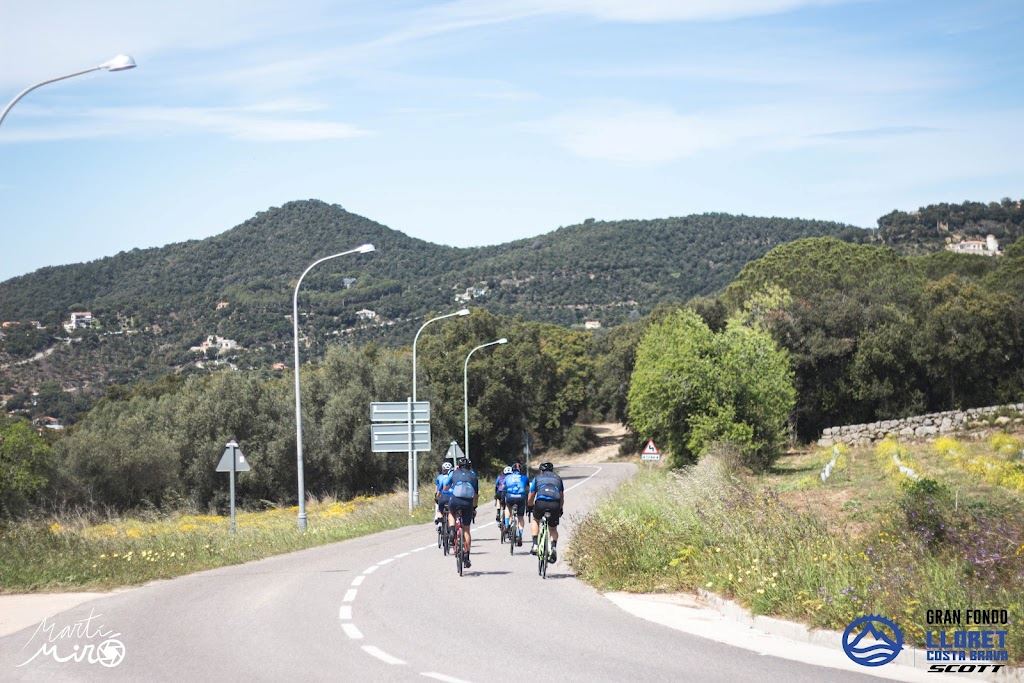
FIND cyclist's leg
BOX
[548,504,563,561]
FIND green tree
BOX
[626,308,794,469]
[0,417,52,515]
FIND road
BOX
[0,463,873,682]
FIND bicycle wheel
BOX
[537,523,547,577]
[510,525,516,556]
[441,516,450,556]
[455,526,464,576]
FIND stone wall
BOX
[817,403,1024,447]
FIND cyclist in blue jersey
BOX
[448,457,479,568]
[434,461,454,532]
[528,462,565,562]
[503,462,529,547]
[494,465,511,522]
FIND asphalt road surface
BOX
[0,463,874,682]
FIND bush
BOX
[560,425,599,454]
[626,308,795,469]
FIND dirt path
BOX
[551,422,630,465]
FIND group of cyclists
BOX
[433,457,565,569]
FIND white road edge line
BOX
[377,558,394,566]
[343,589,357,602]
[362,565,379,575]
[338,605,352,620]
[351,575,365,587]
[394,552,410,558]
[361,645,406,665]
[563,464,603,493]
[342,623,363,640]
[422,673,472,683]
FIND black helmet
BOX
[539,462,554,472]
[457,457,470,468]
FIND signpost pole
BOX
[407,397,414,513]
[229,443,237,534]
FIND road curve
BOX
[0,463,873,682]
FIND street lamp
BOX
[1,55,137,128]
[463,338,508,465]
[292,243,375,531]
[410,308,469,505]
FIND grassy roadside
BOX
[568,442,1024,660]
[0,492,434,592]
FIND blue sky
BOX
[2,0,1022,280]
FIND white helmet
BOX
[442,462,453,472]
[502,466,513,474]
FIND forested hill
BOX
[0,200,860,400]
[877,198,1024,252]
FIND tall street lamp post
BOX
[293,244,375,531]
[409,308,469,505]
[463,338,508,464]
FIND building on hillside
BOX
[189,335,241,354]
[355,309,378,321]
[33,416,64,431]
[215,301,230,311]
[342,277,358,289]
[272,362,287,371]
[946,234,1000,256]
[584,320,602,330]
[63,311,95,332]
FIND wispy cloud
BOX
[812,125,941,140]
[0,102,367,143]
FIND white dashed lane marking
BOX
[342,623,364,640]
[361,645,406,665]
[351,575,365,586]
[362,565,379,575]
[422,673,472,683]
[338,605,352,620]
[343,589,357,602]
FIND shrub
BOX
[626,308,795,470]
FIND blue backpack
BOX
[505,474,526,497]
[450,470,477,499]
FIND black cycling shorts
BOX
[532,498,563,527]
[436,495,451,515]
[505,495,526,516]
[449,496,474,525]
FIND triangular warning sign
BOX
[217,442,251,472]
[643,439,660,455]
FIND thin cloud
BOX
[0,103,367,143]
[813,125,941,140]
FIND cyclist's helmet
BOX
[539,462,555,472]
[512,462,522,472]
[457,457,470,468]
[502,466,513,475]
[441,462,453,472]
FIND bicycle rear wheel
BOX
[455,526,464,576]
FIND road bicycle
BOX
[438,504,450,556]
[453,514,467,576]
[536,511,553,579]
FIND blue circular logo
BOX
[842,615,903,667]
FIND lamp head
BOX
[456,308,470,316]
[355,243,375,254]
[497,338,508,344]
[99,54,136,72]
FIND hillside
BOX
[877,198,1024,253]
[0,200,860,413]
